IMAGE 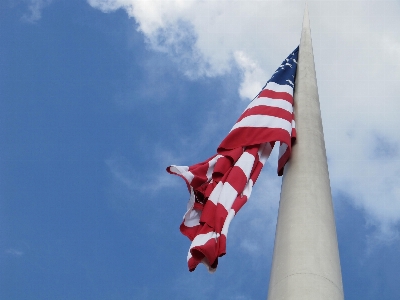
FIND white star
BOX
[286,79,294,87]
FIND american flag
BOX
[167,47,299,272]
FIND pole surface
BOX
[267,5,344,300]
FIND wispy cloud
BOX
[21,0,53,23]
[5,248,24,257]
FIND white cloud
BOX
[88,0,303,79]
[89,0,400,242]
[5,248,24,257]
[234,51,267,100]
[21,0,53,23]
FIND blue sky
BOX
[1,1,400,299]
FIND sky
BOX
[1,0,400,299]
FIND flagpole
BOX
[267,5,344,300]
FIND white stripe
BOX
[292,119,296,129]
[265,81,294,96]
[230,115,292,134]
[218,182,239,212]
[191,231,219,248]
[183,208,201,227]
[235,151,256,180]
[186,187,195,210]
[242,179,253,199]
[183,188,201,227]
[169,165,194,183]
[187,231,219,263]
[208,181,223,205]
[258,142,273,164]
[221,209,236,236]
[246,97,293,113]
[206,155,222,180]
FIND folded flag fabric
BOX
[167,46,299,272]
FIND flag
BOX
[167,47,299,272]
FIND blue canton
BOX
[268,46,299,88]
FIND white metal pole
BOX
[267,5,344,300]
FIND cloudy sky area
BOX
[1,0,400,299]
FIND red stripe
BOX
[188,155,215,172]
[188,255,202,272]
[213,155,233,180]
[226,166,249,194]
[217,147,243,163]
[190,237,218,269]
[218,234,227,257]
[180,222,201,241]
[188,159,212,188]
[278,147,291,176]
[219,127,291,152]
[204,180,218,198]
[237,106,293,123]
[258,89,293,104]
[200,198,217,228]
